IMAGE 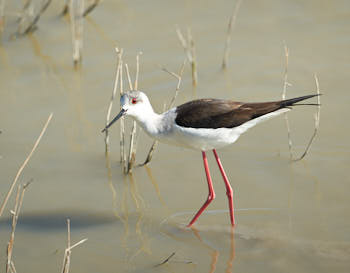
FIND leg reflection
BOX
[190,226,235,273]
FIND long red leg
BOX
[213,149,235,226]
[187,151,216,227]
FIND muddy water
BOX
[1,0,349,272]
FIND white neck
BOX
[130,105,164,137]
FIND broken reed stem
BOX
[61,219,87,273]
[104,49,121,153]
[176,26,197,87]
[163,59,186,109]
[117,50,127,168]
[69,0,84,66]
[155,252,176,267]
[187,29,197,87]
[125,63,133,90]
[134,52,142,90]
[294,74,321,161]
[282,43,290,100]
[125,53,143,173]
[61,0,69,16]
[127,121,137,173]
[138,140,158,167]
[281,43,293,160]
[9,262,15,273]
[138,61,186,167]
[17,0,32,34]
[17,0,52,35]
[6,182,31,273]
[83,0,100,17]
[222,0,243,70]
[0,113,53,217]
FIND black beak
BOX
[102,108,127,133]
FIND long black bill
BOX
[101,108,127,133]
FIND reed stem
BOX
[222,0,243,69]
[0,113,53,217]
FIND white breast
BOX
[156,108,290,151]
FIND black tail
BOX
[280,94,321,108]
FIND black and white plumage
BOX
[102,90,319,227]
[103,91,318,151]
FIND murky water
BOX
[1,0,349,272]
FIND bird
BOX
[102,90,320,227]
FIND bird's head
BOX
[102,91,151,132]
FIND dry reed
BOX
[69,0,84,66]
[138,140,158,167]
[176,26,197,87]
[162,59,186,109]
[61,0,69,16]
[134,52,142,90]
[6,182,31,273]
[294,74,321,161]
[124,53,143,174]
[222,0,243,69]
[125,63,133,90]
[61,219,88,273]
[118,50,127,169]
[104,50,142,173]
[138,61,185,167]
[17,0,33,34]
[83,0,100,17]
[61,0,100,17]
[0,113,53,217]
[16,0,52,35]
[281,43,293,159]
[104,48,122,153]
[127,121,137,173]
[280,44,321,161]
[155,252,176,267]
[124,62,134,174]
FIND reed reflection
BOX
[105,153,151,261]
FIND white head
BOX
[102,91,154,132]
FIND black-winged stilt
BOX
[102,91,319,227]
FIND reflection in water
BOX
[129,172,145,210]
[226,228,235,273]
[192,227,219,273]
[144,165,168,209]
[0,210,118,231]
[105,151,121,220]
[85,17,116,47]
[161,223,235,273]
[129,173,152,258]
[28,33,70,92]
[29,33,94,153]
[104,153,152,262]
[287,166,295,232]
[191,226,234,273]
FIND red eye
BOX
[131,98,137,104]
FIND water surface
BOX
[1,0,349,272]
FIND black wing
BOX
[175,95,319,129]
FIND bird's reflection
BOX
[192,226,235,273]
[104,154,235,272]
[192,226,220,273]
[160,223,235,273]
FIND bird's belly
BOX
[159,125,242,151]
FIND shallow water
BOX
[1,0,349,272]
